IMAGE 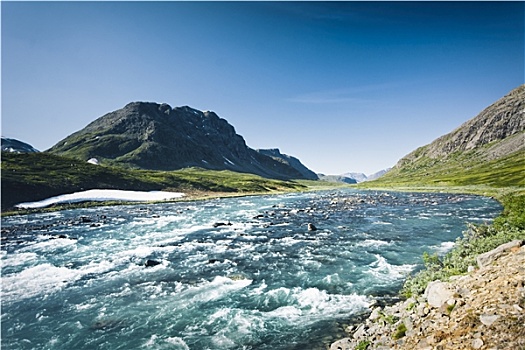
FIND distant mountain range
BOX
[1,137,39,153]
[47,102,317,180]
[318,169,391,184]
[373,84,524,187]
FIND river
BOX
[1,189,501,349]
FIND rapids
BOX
[1,189,501,349]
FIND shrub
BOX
[401,193,525,297]
[392,323,407,340]
[356,340,371,350]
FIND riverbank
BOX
[330,240,525,350]
[1,180,351,217]
[328,188,525,350]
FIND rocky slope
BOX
[371,85,525,188]
[47,102,312,180]
[1,137,39,153]
[256,148,318,180]
[330,241,525,350]
[394,85,524,170]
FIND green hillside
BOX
[368,145,524,190]
[364,85,524,193]
[1,152,307,211]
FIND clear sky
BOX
[2,1,523,175]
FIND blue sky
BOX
[2,1,523,175]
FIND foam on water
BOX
[355,239,392,248]
[2,263,81,302]
[433,241,456,255]
[367,254,416,281]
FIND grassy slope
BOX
[359,147,525,296]
[1,152,309,211]
[369,148,525,190]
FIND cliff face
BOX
[48,102,312,180]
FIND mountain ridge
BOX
[397,85,524,167]
[1,137,39,153]
[256,148,318,180]
[368,84,525,188]
[47,102,314,180]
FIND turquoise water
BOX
[1,189,501,349]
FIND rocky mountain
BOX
[256,148,318,180]
[366,168,391,181]
[396,85,524,168]
[323,168,390,183]
[47,102,314,180]
[374,85,525,187]
[1,137,39,153]
[317,174,358,184]
[341,172,368,183]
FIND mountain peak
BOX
[1,137,39,153]
[397,85,525,168]
[48,102,313,180]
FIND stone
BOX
[476,240,523,268]
[329,337,352,350]
[307,223,317,231]
[479,314,500,326]
[145,259,161,267]
[417,303,430,317]
[353,324,366,339]
[212,222,232,228]
[424,280,455,308]
[369,308,381,321]
[416,338,433,350]
[472,338,484,349]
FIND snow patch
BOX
[15,189,185,209]
[223,157,235,166]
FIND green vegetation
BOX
[401,208,525,297]
[378,311,398,325]
[356,340,371,350]
[392,323,407,340]
[1,152,310,211]
[364,147,525,190]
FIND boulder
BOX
[145,259,161,267]
[213,222,232,228]
[424,280,454,308]
[476,240,523,268]
[307,223,317,231]
[329,338,353,350]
